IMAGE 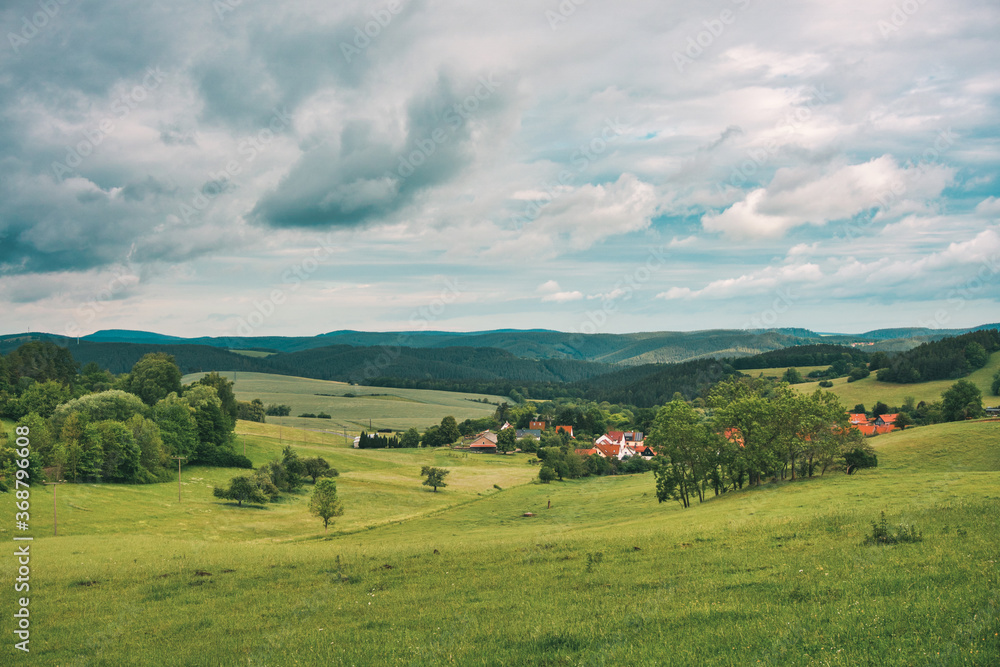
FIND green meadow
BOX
[2,415,999,665]
[182,371,510,433]
[765,352,1000,409]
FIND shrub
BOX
[864,511,922,545]
[819,380,834,388]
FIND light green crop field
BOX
[739,365,831,378]
[182,371,510,433]
[227,349,276,358]
[793,352,1000,408]
[2,416,999,665]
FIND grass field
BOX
[2,414,999,665]
[779,352,1000,409]
[183,371,510,434]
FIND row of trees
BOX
[0,343,256,487]
[875,330,998,383]
[213,446,337,505]
[649,377,874,508]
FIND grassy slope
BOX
[792,351,1000,408]
[3,421,999,665]
[183,371,510,433]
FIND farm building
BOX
[469,431,498,453]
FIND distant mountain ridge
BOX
[2,323,997,366]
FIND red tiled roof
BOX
[849,413,869,425]
[595,444,619,458]
[723,428,744,448]
[575,448,599,456]
[854,423,877,436]
[878,414,898,424]
[556,425,574,436]
[875,424,895,435]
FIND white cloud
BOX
[541,290,584,303]
[702,157,955,239]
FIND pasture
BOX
[771,352,1000,409]
[2,417,998,665]
[182,371,510,433]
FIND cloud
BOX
[701,156,955,239]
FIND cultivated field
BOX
[2,417,998,665]
[182,371,511,433]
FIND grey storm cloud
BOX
[250,70,509,229]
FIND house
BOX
[855,423,877,437]
[499,421,513,430]
[555,425,574,437]
[632,445,656,457]
[515,429,541,440]
[529,421,546,431]
[848,413,869,425]
[469,431,498,453]
[575,448,599,457]
[874,424,895,435]
[594,443,622,459]
[875,414,897,427]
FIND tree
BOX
[194,373,237,427]
[124,353,182,406]
[7,341,78,385]
[439,416,461,445]
[152,395,199,460]
[894,412,914,430]
[302,456,336,483]
[843,445,878,474]
[847,367,870,382]
[89,420,143,483]
[213,475,269,506]
[420,466,450,492]
[496,427,516,454]
[992,370,1000,397]
[648,400,709,507]
[400,427,421,448]
[309,478,344,531]
[965,342,988,370]
[538,465,556,483]
[782,368,804,384]
[126,414,168,482]
[941,380,984,422]
[13,380,71,419]
[236,399,266,423]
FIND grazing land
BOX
[794,352,1000,408]
[182,371,510,433]
[2,416,998,665]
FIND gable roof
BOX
[595,444,619,458]
[877,413,898,424]
[849,413,869,425]
[575,448,599,457]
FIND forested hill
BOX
[35,340,614,385]
[875,329,1000,383]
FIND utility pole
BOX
[173,457,187,502]
[44,472,65,536]
[242,434,246,456]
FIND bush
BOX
[194,449,253,469]
[847,367,870,383]
[819,380,834,388]
[538,466,556,483]
[317,412,332,419]
[864,511,922,545]
[299,413,317,418]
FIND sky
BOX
[1,0,999,338]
